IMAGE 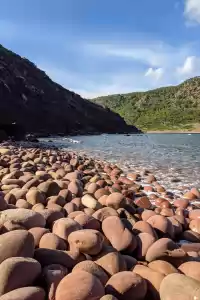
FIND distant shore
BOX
[147,130,200,134]
[146,124,200,134]
[147,125,200,134]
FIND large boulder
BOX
[0,209,45,229]
[0,230,34,264]
[55,271,105,300]
[0,257,41,296]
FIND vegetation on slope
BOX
[92,77,200,131]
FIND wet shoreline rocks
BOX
[0,143,200,299]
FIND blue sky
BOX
[0,0,200,98]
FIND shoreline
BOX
[147,125,200,134]
[0,141,200,298]
[0,140,197,199]
[14,139,200,193]
[147,130,200,134]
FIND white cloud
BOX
[38,63,148,98]
[80,40,200,96]
[184,0,200,24]
[38,62,176,99]
[177,56,200,77]
[18,34,200,99]
[145,68,164,81]
[31,37,200,99]
[74,84,129,99]
[85,41,190,68]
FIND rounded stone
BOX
[0,257,41,296]
[106,193,126,210]
[39,233,67,250]
[0,230,34,264]
[105,271,147,300]
[68,229,104,255]
[55,271,105,300]
[72,260,109,285]
[0,287,45,300]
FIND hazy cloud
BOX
[177,56,200,77]
[85,41,191,68]
[145,68,164,81]
[184,0,200,24]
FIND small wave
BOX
[40,134,200,191]
[62,138,82,144]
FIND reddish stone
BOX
[135,196,151,209]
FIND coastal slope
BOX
[0,45,139,137]
[92,77,200,131]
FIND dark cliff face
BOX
[0,45,140,136]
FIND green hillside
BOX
[92,77,200,131]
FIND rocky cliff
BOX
[0,44,140,138]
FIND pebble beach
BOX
[0,142,200,300]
